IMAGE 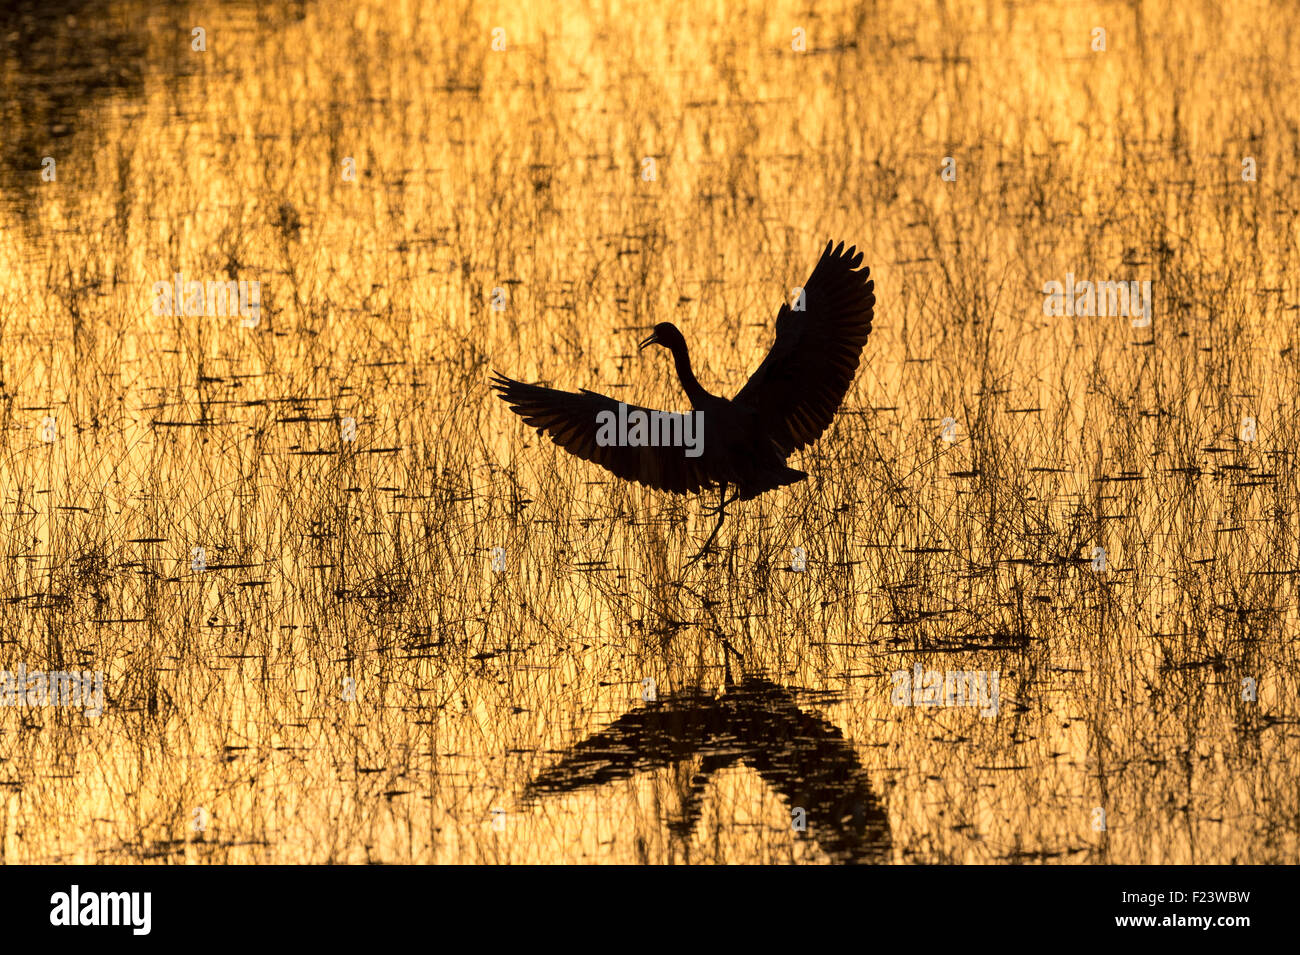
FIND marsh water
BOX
[0,0,1297,864]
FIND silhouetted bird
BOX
[492,240,875,556]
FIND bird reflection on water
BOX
[525,670,891,864]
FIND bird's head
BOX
[639,322,685,353]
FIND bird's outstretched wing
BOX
[523,688,741,799]
[733,680,891,863]
[732,241,875,455]
[491,374,715,494]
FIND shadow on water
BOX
[0,2,152,186]
[526,674,892,864]
[0,0,294,209]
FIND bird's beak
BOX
[638,332,658,351]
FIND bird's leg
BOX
[701,484,739,516]
[686,484,733,566]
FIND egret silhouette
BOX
[492,240,875,558]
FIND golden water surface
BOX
[0,0,1297,863]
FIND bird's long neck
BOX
[667,339,711,408]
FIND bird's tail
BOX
[736,466,807,500]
